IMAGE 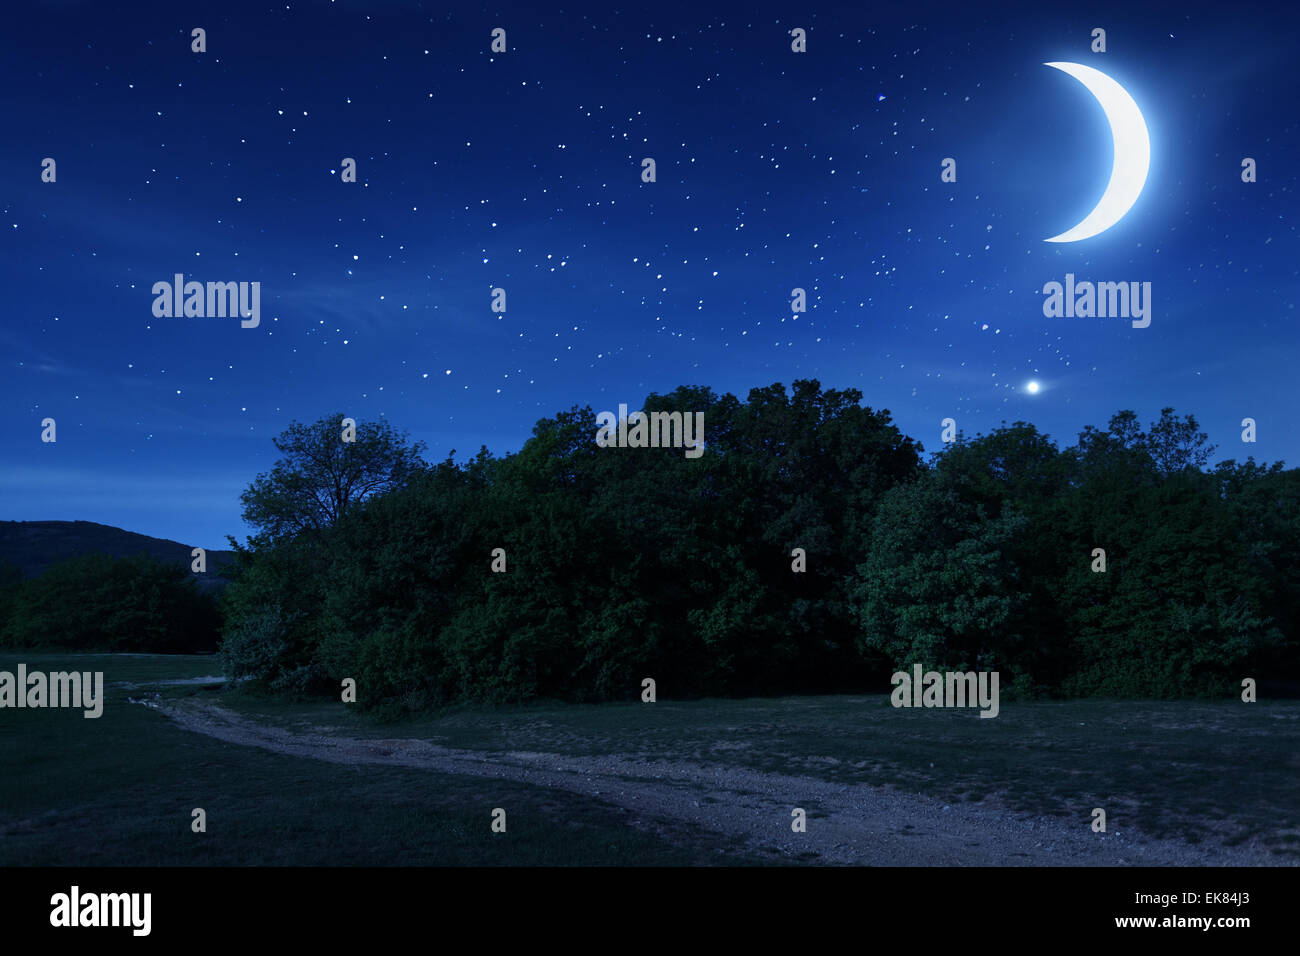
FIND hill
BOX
[0,520,235,591]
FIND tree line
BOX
[213,381,1299,714]
[0,553,220,653]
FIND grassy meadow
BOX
[3,653,1298,864]
[0,653,758,866]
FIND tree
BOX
[236,414,428,546]
[1075,408,1215,480]
[0,561,25,638]
[853,470,1030,678]
[217,391,1293,711]
[1,553,220,653]
[1146,407,1215,475]
[1057,471,1280,698]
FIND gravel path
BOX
[112,676,229,688]
[146,697,1283,866]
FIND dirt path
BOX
[146,697,1280,866]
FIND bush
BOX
[219,603,292,683]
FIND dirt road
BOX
[147,697,1281,866]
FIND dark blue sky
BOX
[3,0,1296,549]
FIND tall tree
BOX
[236,414,427,546]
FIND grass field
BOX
[3,653,1298,863]
[0,653,759,866]
[3,652,222,685]
[209,684,1300,856]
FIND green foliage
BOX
[219,604,291,680]
[238,413,427,546]
[0,553,221,653]
[853,472,1031,674]
[1057,472,1283,698]
[219,390,1300,710]
[0,562,22,639]
[216,534,331,691]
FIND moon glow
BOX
[1043,61,1150,243]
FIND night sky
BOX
[3,0,1296,549]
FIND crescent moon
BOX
[1043,62,1150,243]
